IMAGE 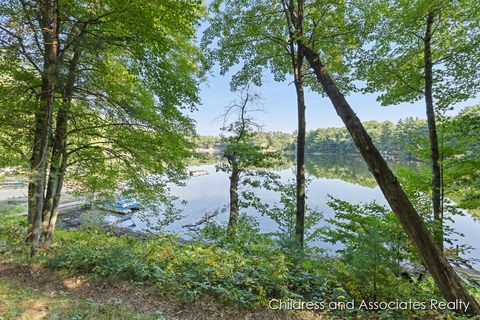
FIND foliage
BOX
[43,224,336,308]
[214,85,282,232]
[64,98,195,207]
[356,0,480,110]
[202,0,366,93]
[0,58,36,169]
[0,0,205,218]
[323,195,479,318]
[216,133,278,176]
[441,105,480,211]
[196,131,295,153]
[323,198,417,302]
[242,176,323,250]
[0,216,28,256]
[216,86,279,175]
[1,215,475,318]
[394,105,480,230]
[305,118,428,156]
[397,166,466,241]
[196,118,429,157]
[46,226,289,307]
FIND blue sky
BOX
[191,14,479,136]
[191,69,479,136]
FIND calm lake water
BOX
[108,155,480,267]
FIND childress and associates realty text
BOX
[269,298,471,312]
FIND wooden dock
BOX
[189,170,209,177]
[454,267,480,286]
[448,258,480,287]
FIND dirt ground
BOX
[0,261,311,320]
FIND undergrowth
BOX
[1,214,479,319]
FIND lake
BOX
[108,155,480,267]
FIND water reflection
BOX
[108,154,478,267]
[191,154,420,188]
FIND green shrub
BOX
[47,226,292,307]
[0,215,28,255]
[3,211,468,318]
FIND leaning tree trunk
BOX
[300,43,480,316]
[29,0,59,255]
[424,11,443,250]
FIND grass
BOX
[0,278,166,320]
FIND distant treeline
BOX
[196,118,427,156]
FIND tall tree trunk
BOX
[424,11,443,250]
[294,58,306,249]
[29,0,58,255]
[286,0,307,249]
[227,162,240,235]
[42,34,83,243]
[300,43,480,316]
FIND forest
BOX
[198,118,430,156]
[0,0,480,319]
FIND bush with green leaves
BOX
[397,167,471,257]
[43,217,355,308]
[46,224,291,307]
[0,215,28,255]
[322,197,436,302]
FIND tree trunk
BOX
[41,107,67,243]
[29,88,53,255]
[29,0,59,255]
[45,148,68,243]
[300,43,480,316]
[42,34,83,243]
[26,182,35,242]
[424,11,443,250]
[286,0,307,249]
[294,57,306,249]
[227,163,240,235]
